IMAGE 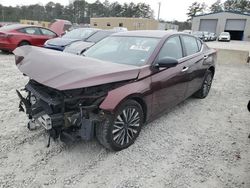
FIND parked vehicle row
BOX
[14,31,216,151]
[192,31,217,41]
[190,30,231,42]
[0,20,72,53]
[44,28,99,51]
[0,24,120,54]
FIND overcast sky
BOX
[0,0,219,21]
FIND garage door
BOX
[225,19,246,31]
[199,19,218,33]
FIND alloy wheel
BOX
[203,74,212,96]
[112,107,140,146]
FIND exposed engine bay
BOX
[17,79,125,146]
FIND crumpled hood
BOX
[13,46,140,90]
[46,37,80,47]
[63,41,94,55]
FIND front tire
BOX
[96,100,144,151]
[194,70,213,99]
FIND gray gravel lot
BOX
[0,53,250,188]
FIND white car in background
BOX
[218,32,231,42]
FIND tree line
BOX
[0,0,153,23]
[187,0,250,21]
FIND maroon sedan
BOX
[14,31,216,151]
[0,24,58,52]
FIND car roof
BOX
[112,30,179,38]
[0,24,50,31]
[95,29,117,34]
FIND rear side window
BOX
[182,36,199,56]
[197,39,202,50]
[158,36,183,60]
[40,28,57,37]
[19,27,41,35]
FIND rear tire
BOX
[96,100,144,151]
[194,70,213,99]
[18,41,30,47]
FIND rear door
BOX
[180,35,207,98]
[19,27,46,46]
[151,35,190,115]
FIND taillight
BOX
[15,55,24,65]
[0,33,13,38]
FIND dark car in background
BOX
[203,31,210,41]
[209,33,217,41]
[63,30,116,55]
[44,28,99,51]
[0,24,58,52]
[14,31,216,151]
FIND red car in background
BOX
[0,24,58,52]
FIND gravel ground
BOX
[0,53,250,188]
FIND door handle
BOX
[204,55,209,60]
[182,67,189,72]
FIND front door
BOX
[151,35,189,116]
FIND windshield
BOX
[221,32,229,36]
[62,28,95,40]
[86,31,114,43]
[84,36,160,66]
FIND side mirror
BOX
[155,57,178,68]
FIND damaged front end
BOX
[17,79,120,145]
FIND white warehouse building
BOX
[192,11,250,41]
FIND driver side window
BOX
[158,36,183,60]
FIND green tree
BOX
[45,2,55,21]
[103,0,110,17]
[172,20,192,30]
[134,3,153,18]
[62,4,74,22]
[109,1,122,17]
[210,0,224,13]
[224,0,250,12]
[224,0,237,11]
[0,1,154,23]
[73,0,87,23]
[186,2,207,21]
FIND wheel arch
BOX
[130,96,147,123]
[18,40,31,47]
[100,93,148,123]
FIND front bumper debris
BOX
[16,85,104,145]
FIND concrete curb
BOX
[214,48,249,64]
